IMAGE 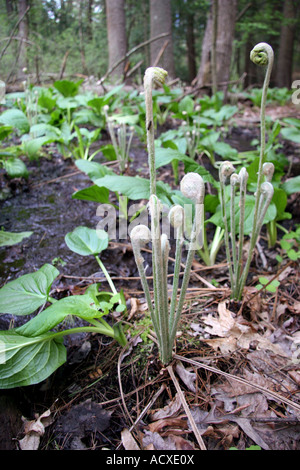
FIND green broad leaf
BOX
[204,194,219,214]
[21,136,53,159]
[94,174,173,205]
[154,146,194,169]
[183,160,218,186]
[280,240,292,250]
[87,96,107,114]
[2,157,28,178]
[282,118,300,129]
[94,174,150,200]
[104,84,124,99]
[202,105,238,124]
[257,277,280,293]
[178,95,195,115]
[72,185,110,203]
[0,329,66,389]
[53,79,84,97]
[16,294,100,337]
[0,125,13,141]
[281,175,300,195]
[0,264,60,316]
[75,159,114,181]
[212,141,238,159]
[65,226,109,256]
[56,96,79,110]
[113,322,127,347]
[100,144,117,161]
[208,195,276,235]
[109,114,139,125]
[37,93,56,112]
[84,283,101,306]
[199,130,220,148]
[272,188,288,220]
[287,249,300,261]
[73,108,104,127]
[0,109,29,134]
[281,127,300,143]
[0,230,33,247]
[115,303,126,313]
[29,123,61,140]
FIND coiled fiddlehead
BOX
[144,67,168,195]
[249,43,274,183]
[235,42,274,299]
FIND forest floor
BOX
[0,99,299,451]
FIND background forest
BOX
[0,0,299,90]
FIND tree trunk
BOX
[196,0,237,97]
[18,0,28,76]
[150,0,175,79]
[186,11,197,83]
[275,0,298,88]
[105,0,127,80]
[216,0,237,96]
[6,0,14,17]
[211,0,218,95]
[87,0,94,40]
[195,9,212,88]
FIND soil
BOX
[0,104,299,451]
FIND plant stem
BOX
[94,254,118,297]
[144,67,168,195]
[169,225,184,330]
[236,43,274,300]
[144,75,156,196]
[150,195,169,364]
[169,202,203,350]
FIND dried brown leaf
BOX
[168,435,196,450]
[203,301,288,356]
[150,393,182,421]
[19,409,52,451]
[121,428,140,450]
[175,362,197,393]
[148,415,188,435]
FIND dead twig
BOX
[167,364,207,450]
[0,5,30,62]
[174,354,300,413]
[118,348,134,427]
[99,32,170,84]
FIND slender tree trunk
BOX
[79,0,88,75]
[6,0,14,17]
[143,0,150,68]
[150,0,175,79]
[244,37,256,88]
[211,0,218,95]
[195,9,212,88]
[105,0,127,80]
[275,0,298,88]
[216,0,237,96]
[18,0,28,76]
[196,0,237,97]
[186,11,196,83]
[87,0,94,40]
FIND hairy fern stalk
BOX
[219,42,275,300]
[130,67,205,365]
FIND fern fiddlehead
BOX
[236,42,274,299]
